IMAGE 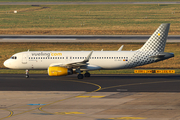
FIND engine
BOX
[48,66,73,76]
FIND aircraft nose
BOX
[3,60,10,68]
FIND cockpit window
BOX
[11,56,17,59]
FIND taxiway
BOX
[0,35,180,43]
[1,74,180,120]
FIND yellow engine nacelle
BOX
[48,66,72,76]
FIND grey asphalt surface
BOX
[0,35,180,42]
[0,2,180,5]
[1,74,180,120]
[0,74,180,92]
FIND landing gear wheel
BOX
[25,69,29,78]
[84,72,90,77]
[77,74,83,79]
[26,75,29,78]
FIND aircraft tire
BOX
[77,74,83,79]
[26,75,29,78]
[84,72,90,77]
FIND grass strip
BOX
[0,4,180,35]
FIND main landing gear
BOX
[84,72,90,77]
[77,74,83,79]
[25,69,29,78]
[77,71,91,79]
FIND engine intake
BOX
[48,66,72,76]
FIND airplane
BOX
[3,23,174,79]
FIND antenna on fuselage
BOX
[28,49,30,52]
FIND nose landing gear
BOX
[25,69,29,78]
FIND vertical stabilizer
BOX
[138,23,170,52]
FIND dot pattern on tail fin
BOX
[138,23,170,52]
[124,23,170,68]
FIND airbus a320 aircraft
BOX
[4,23,174,79]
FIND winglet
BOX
[118,45,124,51]
[83,50,93,62]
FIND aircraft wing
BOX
[50,50,93,68]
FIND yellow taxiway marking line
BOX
[76,96,105,98]
[108,117,146,119]
[0,109,13,120]
[91,96,104,98]
[38,79,102,115]
[55,112,84,115]
[0,79,102,119]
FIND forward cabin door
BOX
[22,53,27,64]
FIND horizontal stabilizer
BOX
[149,52,174,61]
[149,54,165,59]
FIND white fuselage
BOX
[4,51,136,70]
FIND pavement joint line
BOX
[107,117,147,119]
[0,109,13,120]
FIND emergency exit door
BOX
[22,53,27,64]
